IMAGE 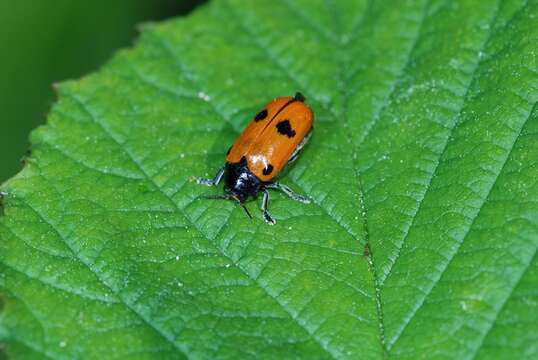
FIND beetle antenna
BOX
[240,203,253,220]
[201,194,252,221]
[201,194,232,200]
[230,194,253,221]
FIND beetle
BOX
[197,92,314,225]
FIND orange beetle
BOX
[197,92,314,224]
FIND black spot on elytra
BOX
[262,164,274,176]
[276,120,296,138]
[294,92,305,102]
[254,109,268,122]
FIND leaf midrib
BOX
[223,1,388,356]
[323,0,388,353]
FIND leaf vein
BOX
[388,99,537,350]
[379,0,506,287]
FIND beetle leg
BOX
[197,166,225,186]
[261,189,276,225]
[267,182,311,204]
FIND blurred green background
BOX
[0,0,205,183]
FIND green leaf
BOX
[1,0,537,358]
